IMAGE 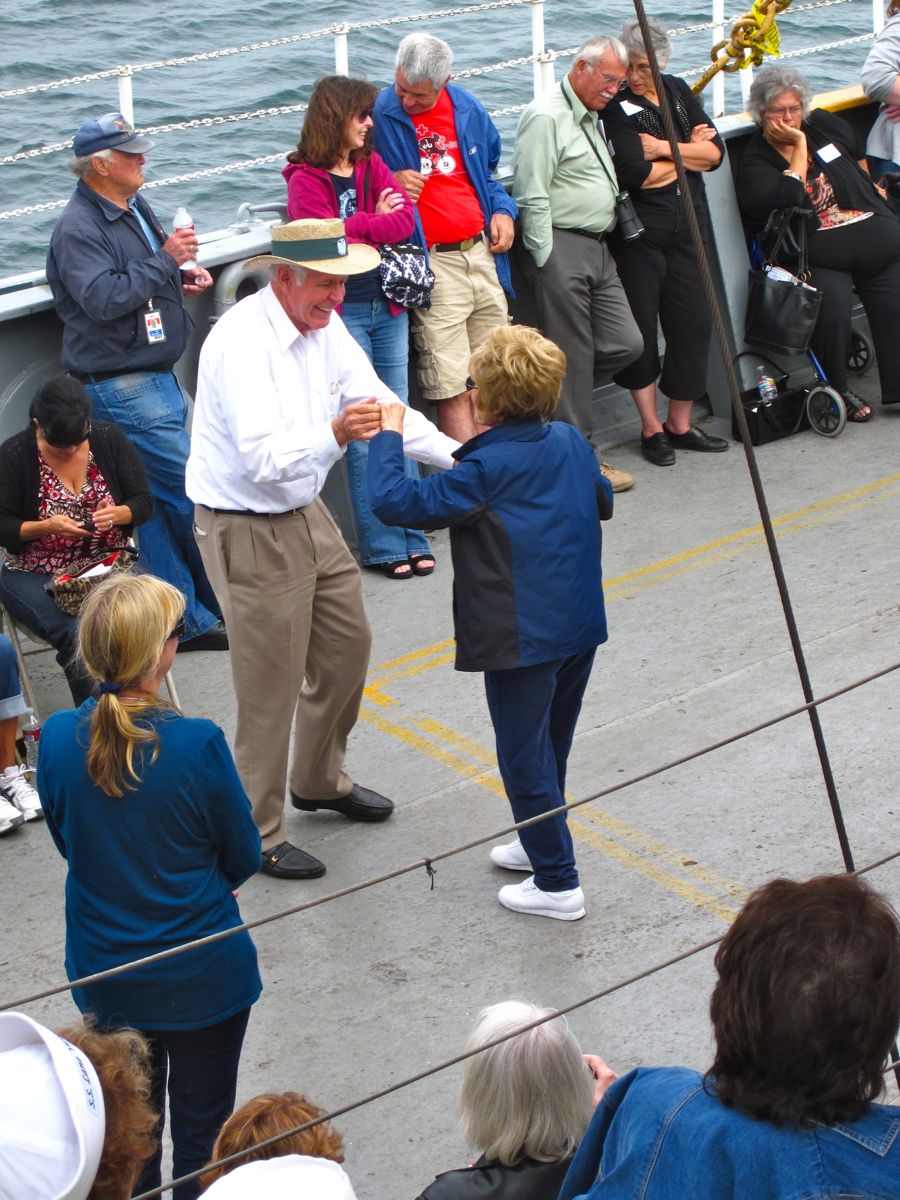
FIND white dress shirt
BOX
[186,284,458,512]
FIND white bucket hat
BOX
[0,1012,105,1200]
[203,1154,358,1199]
[243,217,381,275]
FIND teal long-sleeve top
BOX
[39,699,262,1030]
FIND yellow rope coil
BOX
[692,0,793,93]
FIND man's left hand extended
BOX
[332,399,383,446]
[379,401,406,434]
[182,266,213,297]
[489,213,515,254]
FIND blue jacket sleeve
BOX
[558,1073,634,1199]
[368,431,485,528]
[197,727,262,886]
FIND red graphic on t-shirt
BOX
[413,89,484,245]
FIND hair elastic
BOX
[98,681,122,695]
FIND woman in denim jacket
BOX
[559,873,900,1199]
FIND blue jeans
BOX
[0,566,94,704]
[84,371,221,639]
[340,299,430,566]
[0,635,28,720]
[135,1007,251,1200]
[484,649,597,892]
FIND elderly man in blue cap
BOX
[46,113,227,651]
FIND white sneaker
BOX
[0,765,43,822]
[0,795,25,836]
[489,836,532,871]
[498,876,586,921]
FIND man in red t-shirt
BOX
[373,33,517,442]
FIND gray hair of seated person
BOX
[619,17,671,70]
[573,35,629,70]
[395,32,453,87]
[459,1001,594,1167]
[68,148,112,179]
[746,65,813,126]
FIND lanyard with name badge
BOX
[143,299,166,345]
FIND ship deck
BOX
[2,371,899,1197]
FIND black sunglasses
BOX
[168,618,186,641]
[357,108,374,122]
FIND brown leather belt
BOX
[429,231,485,253]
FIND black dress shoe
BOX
[291,783,394,823]
[177,620,229,652]
[663,424,729,452]
[260,840,326,879]
[641,431,675,466]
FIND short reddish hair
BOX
[201,1092,344,1188]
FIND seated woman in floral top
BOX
[0,374,152,703]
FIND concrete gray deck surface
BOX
[1,379,898,1197]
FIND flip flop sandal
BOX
[409,553,435,577]
[844,391,873,422]
[381,561,413,580]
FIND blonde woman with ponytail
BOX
[38,573,262,1200]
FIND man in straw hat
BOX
[186,218,458,880]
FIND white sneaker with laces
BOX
[489,836,532,871]
[0,795,25,835]
[498,875,586,921]
[0,765,43,821]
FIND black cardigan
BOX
[0,421,153,554]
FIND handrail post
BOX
[117,66,134,124]
[712,0,726,117]
[539,50,555,94]
[873,0,885,36]
[332,23,350,76]
[740,61,755,108]
[528,0,546,97]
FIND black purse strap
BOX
[560,81,620,194]
[763,206,811,278]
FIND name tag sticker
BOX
[620,100,643,116]
[143,307,166,344]
[817,143,841,163]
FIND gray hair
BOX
[67,149,112,179]
[574,35,629,70]
[395,32,453,88]
[619,17,671,70]
[459,1001,594,1167]
[746,65,813,126]
[268,263,308,283]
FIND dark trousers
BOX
[807,212,900,401]
[0,565,94,704]
[518,231,642,443]
[483,649,597,892]
[134,1007,250,1200]
[611,224,713,400]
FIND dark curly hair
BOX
[56,1019,157,1200]
[286,75,378,169]
[200,1091,344,1188]
[707,873,900,1128]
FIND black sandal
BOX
[409,553,435,577]
[381,561,413,580]
[844,390,873,422]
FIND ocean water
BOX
[0,0,877,276]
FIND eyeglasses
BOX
[168,618,186,642]
[768,105,803,118]
[356,109,373,122]
[41,422,91,449]
[627,62,653,76]
[588,64,628,92]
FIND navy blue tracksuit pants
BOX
[484,648,596,892]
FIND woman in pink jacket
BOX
[284,76,436,580]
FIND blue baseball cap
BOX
[72,113,155,157]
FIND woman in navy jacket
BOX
[369,325,612,922]
[38,572,261,1200]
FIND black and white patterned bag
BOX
[379,243,434,310]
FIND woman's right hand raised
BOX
[765,116,806,148]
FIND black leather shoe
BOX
[177,620,229,652]
[663,424,729,453]
[260,841,326,879]
[641,432,675,466]
[291,784,394,823]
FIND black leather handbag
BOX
[744,207,822,356]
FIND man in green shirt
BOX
[512,35,642,492]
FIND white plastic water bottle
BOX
[22,712,41,775]
[756,365,778,404]
[173,205,198,271]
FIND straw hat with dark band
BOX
[244,218,381,275]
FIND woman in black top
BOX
[736,64,900,414]
[604,19,729,466]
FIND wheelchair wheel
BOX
[847,328,874,375]
[806,386,846,437]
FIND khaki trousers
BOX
[193,499,371,851]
